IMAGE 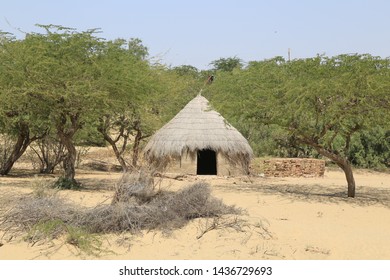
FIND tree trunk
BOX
[63,150,76,181]
[57,131,77,181]
[97,116,130,172]
[30,137,66,174]
[56,112,81,182]
[301,139,356,198]
[337,160,356,198]
[0,127,32,175]
[101,134,128,172]
[132,122,142,168]
[322,155,356,198]
[109,140,128,172]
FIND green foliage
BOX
[209,54,390,196]
[1,25,177,174]
[349,128,390,170]
[94,38,173,169]
[0,25,108,177]
[2,23,390,182]
[74,123,106,147]
[0,31,52,173]
[127,37,149,60]
[25,219,103,256]
[172,65,200,78]
[210,56,243,72]
[65,226,103,256]
[24,219,65,243]
[209,54,390,162]
[151,65,204,123]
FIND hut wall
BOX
[216,155,247,176]
[166,153,246,176]
[167,155,196,175]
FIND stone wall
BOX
[260,158,325,177]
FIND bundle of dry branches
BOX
[0,180,241,240]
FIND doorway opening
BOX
[197,149,217,175]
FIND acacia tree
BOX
[97,59,204,170]
[209,54,390,197]
[1,25,107,183]
[41,26,106,183]
[0,32,49,175]
[1,26,202,177]
[210,56,243,72]
[95,38,161,171]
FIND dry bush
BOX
[27,137,66,174]
[166,182,239,219]
[0,192,104,255]
[30,175,58,198]
[0,179,242,242]
[1,195,80,235]
[111,169,156,204]
[196,216,248,239]
[82,181,241,234]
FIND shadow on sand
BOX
[223,183,390,208]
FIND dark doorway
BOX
[197,149,217,175]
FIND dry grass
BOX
[0,172,242,247]
[0,195,80,236]
[111,169,157,204]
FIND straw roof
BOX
[144,94,253,172]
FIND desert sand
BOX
[1,164,390,260]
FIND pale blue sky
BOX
[1,0,389,69]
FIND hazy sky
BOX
[2,0,389,69]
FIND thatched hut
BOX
[143,94,253,175]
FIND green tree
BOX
[36,25,106,183]
[172,65,200,78]
[0,25,107,182]
[95,38,163,171]
[349,128,390,169]
[209,54,390,197]
[1,25,203,177]
[127,38,149,60]
[210,56,243,72]
[0,32,49,175]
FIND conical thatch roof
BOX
[144,94,253,172]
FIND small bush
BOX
[30,176,57,198]
[24,219,65,244]
[53,177,82,190]
[27,136,66,174]
[112,169,156,204]
[65,226,103,256]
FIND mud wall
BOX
[260,158,325,177]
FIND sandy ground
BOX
[1,167,390,260]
